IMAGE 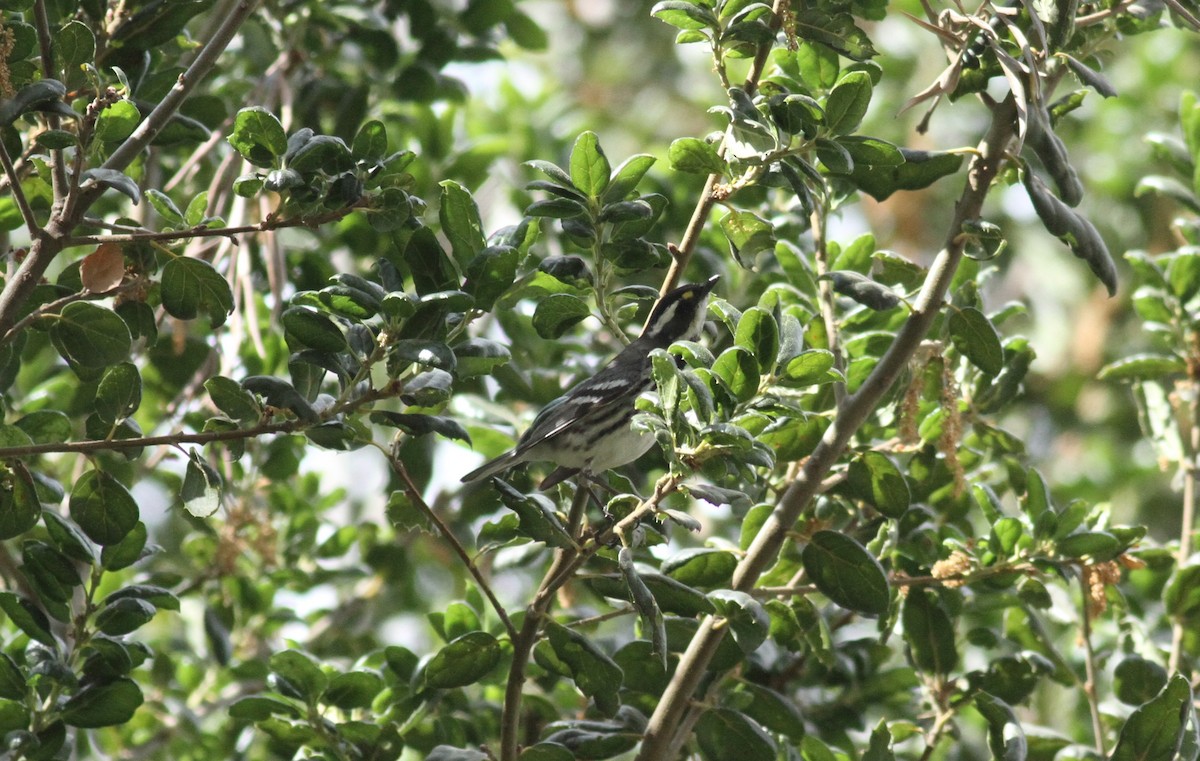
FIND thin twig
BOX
[1078,573,1106,755]
[0,419,299,459]
[390,458,516,640]
[1169,383,1198,672]
[811,205,846,407]
[63,207,357,248]
[0,139,39,235]
[32,0,69,197]
[0,0,262,337]
[659,0,791,296]
[636,95,1020,761]
[498,484,586,761]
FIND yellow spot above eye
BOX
[682,292,694,300]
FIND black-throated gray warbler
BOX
[461,275,719,489]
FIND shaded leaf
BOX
[802,531,889,615]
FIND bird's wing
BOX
[511,355,650,454]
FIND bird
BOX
[461,275,720,490]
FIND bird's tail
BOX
[460,451,522,483]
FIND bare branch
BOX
[636,95,1021,761]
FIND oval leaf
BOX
[801,531,889,615]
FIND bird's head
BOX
[641,275,719,347]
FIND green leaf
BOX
[738,683,806,738]
[95,597,156,636]
[719,210,776,265]
[351,119,388,161]
[494,481,572,547]
[463,245,518,312]
[1114,656,1170,706]
[184,191,210,227]
[1167,250,1200,302]
[824,71,872,134]
[93,99,140,142]
[781,349,837,386]
[60,678,143,728]
[95,362,141,423]
[0,653,26,701]
[793,10,876,61]
[651,1,719,31]
[50,302,132,369]
[454,338,511,377]
[822,271,900,310]
[145,188,185,225]
[0,592,56,646]
[847,451,911,518]
[848,148,965,201]
[81,167,141,204]
[734,307,780,374]
[56,20,95,82]
[602,154,657,203]
[544,620,623,716]
[1098,353,1186,382]
[439,180,486,266]
[282,306,347,353]
[101,521,148,571]
[182,451,222,518]
[204,376,262,423]
[532,294,591,339]
[949,307,1004,376]
[424,631,501,689]
[903,589,958,675]
[428,747,490,761]
[42,511,95,563]
[241,376,318,423]
[695,708,776,761]
[569,131,611,197]
[0,79,68,126]
[709,590,770,654]
[588,571,715,617]
[270,650,327,701]
[1056,530,1121,560]
[69,470,138,546]
[322,671,385,709]
[713,346,760,402]
[618,547,667,666]
[802,530,889,615]
[229,696,302,721]
[1109,674,1192,761]
[104,584,180,612]
[399,369,453,407]
[525,197,588,218]
[229,107,288,167]
[661,548,737,589]
[390,339,457,372]
[758,415,830,461]
[0,464,40,540]
[161,257,234,327]
[975,693,1027,761]
[370,412,471,445]
[668,137,726,175]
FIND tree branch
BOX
[635,95,1020,761]
[659,0,790,295]
[0,419,300,459]
[63,206,357,248]
[0,0,261,338]
[0,138,40,235]
[390,456,517,641]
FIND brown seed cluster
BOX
[931,549,972,588]
[1082,560,1121,616]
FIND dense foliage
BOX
[1,0,1200,759]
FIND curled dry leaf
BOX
[81,242,126,293]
